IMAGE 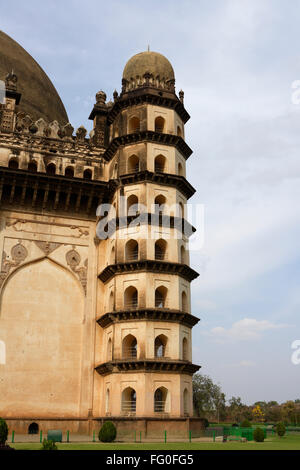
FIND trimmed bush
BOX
[241,419,251,428]
[0,418,8,445]
[276,422,286,438]
[98,421,117,442]
[253,427,265,442]
[41,439,57,450]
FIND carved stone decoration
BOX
[35,118,48,136]
[34,241,61,256]
[0,242,28,288]
[76,126,87,142]
[5,71,18,91]
[66,249,88,295]
[63,123,74,140]
[15,112,33,133]
[48,120,60,139]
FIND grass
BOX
[10,434,300,451]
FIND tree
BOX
[228,396,247,423]
[0,418,8,446]
[276,422,286,438]
[282,401,296,425]
[192,373,226,421]
[252,404,265,422]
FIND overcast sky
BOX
[2,0,300,405]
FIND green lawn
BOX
[10,434,300,451]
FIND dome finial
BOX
[147,44,150,52]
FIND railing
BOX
[122,347,137,359]
[154,164,164,172]
[154,252,167,260]
[126,252,139,261]
[121,401,136,412]
[128,165,139,173]
[154,401,166,412]
[155,300,168,308]
[124,300,138,309]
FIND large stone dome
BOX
[123,51,175,81]
[0,31,68,124]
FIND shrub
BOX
[203,418,209,428]
[276,422,286,438]
[253,427,265,442]
[98,421,117,442]
[0,418,8,445]
[241,419,251,428]
[41,439,57,450]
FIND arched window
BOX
[8,158,18,169]
[154,387,169,412]
[155,334,168,358]
[154,195,166,215]
[122,334,137,359]
[129,116,140,133]
[65,166,74,177]
[154,155,166,173]
[155,239,167,260]
[183,388,189,415]
[127,194,139,216]
[155,286,167,308]
[83,168,92,180]
[178,162,184,176]
[124,286,138,309]
[180,245,186,264]
[109,291,114,311]
[155,116,165,133]
[182,291,188,312]
[122,387,136,413]
[28,423,39,435]
[177,125,182,137]
[105,389,110,413]
[107,338,112,361]
[125,239,138,261]
[46,163,56,175]
[28,161,37,173]
[128,155,139,173]
[182,337,188,360]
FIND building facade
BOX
[0,31,203,437]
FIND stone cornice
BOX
[98,260,199,283]
[118,170,195,200]
[102,131,192,162]
[97,309,200,328]
[95,359,200,376]
[101,87,190,124]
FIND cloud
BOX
[208,318,290,342]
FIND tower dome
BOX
[123,51,175,82]
[0,30,68,124]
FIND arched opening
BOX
[155,286,167,308]
[122,334,137,359]
[182,291,188,312]
[107,338,112,361]
[154,155,166,173]
[154,334,168,358]
[183,388,189,415]
[124,286,138,309]
[155,116,165,133]
[28,161,37,173]
[178,162,184,176]
[180,245,186,264]
[110,246,115,265]
[28,423,39,434]
[155,239,167,260]
[65,166,74,178]
[182,337,188,360]
[8,158,18,169]
[109,291,114,311]
[121,387,136,413]
[129,116,140,133]
[154,195,166,215]
[154,387,169,413]
[46,163,56,175]
[83,168,92,180]
[177,125,182,137]
[105,389,110,413]
[125,239,138,261]
[127,194,139,216]
[128,155,139,173]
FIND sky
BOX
[1,0,300,405]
